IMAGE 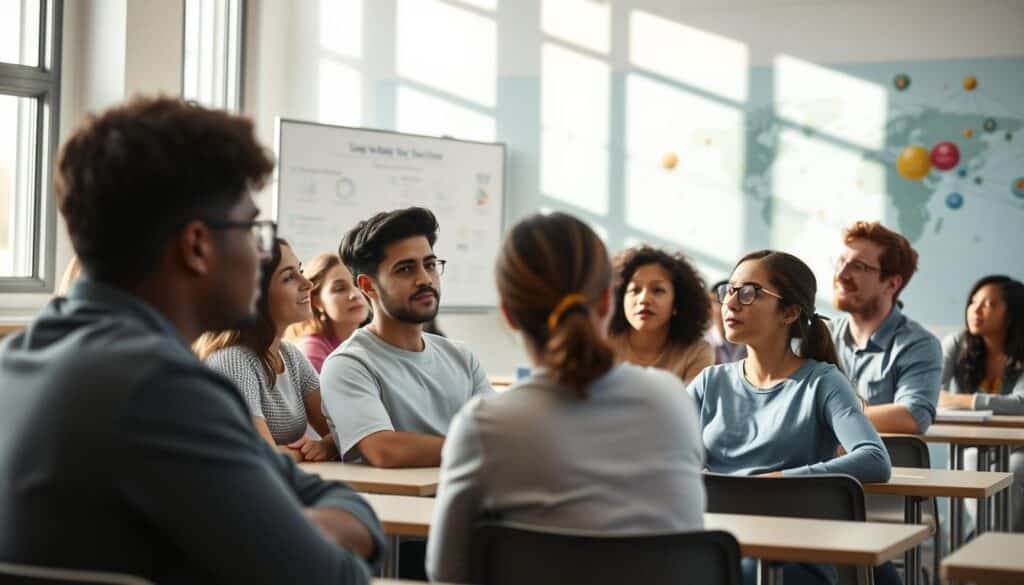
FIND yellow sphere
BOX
[896,145,931,181]
[964,128,974,139]
[662,152,679,170]
[963,75,978,91]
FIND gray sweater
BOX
[942,332,1024,414]
[426,363,707,583]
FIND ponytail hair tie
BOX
[547,294,589,331]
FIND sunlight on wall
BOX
[629,10,748,103]
[624,74,745,264]
[542,0,610,55]
[318,60,362,126]
[771,54,888,302]
[451,0,497,11]
[319,0,362,59]
[540,43,610,215]
[396,0,496,108]
[396,86,496,142]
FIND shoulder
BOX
[805,360,851,387]
[206,345,261,367]
[280,340,310,365]
[294,334,335,353]
[893,314,943,355]
[426,333,480,367]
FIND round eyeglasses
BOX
[716,282,785,305]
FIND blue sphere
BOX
[957,168,968,178]
[946,192,964,210]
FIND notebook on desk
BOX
[937,408,994,422]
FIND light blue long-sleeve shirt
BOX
[829,306,943,433]
[687,359,891,483]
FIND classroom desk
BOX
[298,462,439,496]
[941,532,1024,585]
[909,424,1024,542]
[863,466,1013,584]
[938,415,1024,429]
[363,494,930,585]
[0,322,26,337]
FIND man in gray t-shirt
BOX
[322,207,492,467]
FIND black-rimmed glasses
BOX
[716,282,785,305]
[203,219,277,254]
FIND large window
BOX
[183,0,245,111]
[0,0,61,292]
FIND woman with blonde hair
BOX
[286,252,370,372]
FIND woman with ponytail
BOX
[426,213,706,584]
[687,250,891,585]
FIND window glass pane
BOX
[183,0,243,110]
[0,0,41,67]
[0,95,38,277]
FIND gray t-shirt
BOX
[426,363,707,584]
[205,342,320,444]
[320,328,492,461]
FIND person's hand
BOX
[277,445,304,462]
[939,391,974,409]
[290,436,337,462]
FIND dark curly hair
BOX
[55,95,275,286]
[609,246,710,346]
[956,275,1024,390]
[339,207,438,279]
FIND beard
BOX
[379,285,440,324]
[833,286,882,320]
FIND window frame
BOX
[181,0,246,112]
[0,0,62,293]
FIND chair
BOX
[0,562,155,585]
[703,472,870,585]
[876,435,941,585]
[469,522,742,585]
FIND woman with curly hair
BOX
[939,275,1024,530]
[607,245,714,383]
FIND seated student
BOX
[829,221,942,434]
[197,239,337,462]
[705,278,747,364]
[320,207,492,468]
[606,245,714,383]
[427,212,706,584]
[287,252,370,373]
[0,96,384,583]
[689,250,891,585]
[939,275,1024,530]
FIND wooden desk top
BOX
[488,375,515,387]
[363,494,929,566]
[0,322,26,337]
[941,532,1024,584]
[298,463,439,496]
[940,415,1024,429]
[887,425,1024,447]
[864,466,1013,499]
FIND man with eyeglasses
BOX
[828,220,942,434]
[0,97,385,584]
[321,206,492,469]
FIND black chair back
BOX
[469,523,742,585]
[703,472,869,585]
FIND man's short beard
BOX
[834,294,881,321]
[378,290,440,324]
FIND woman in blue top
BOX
[688,250,892,585]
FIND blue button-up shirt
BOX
[829,306,943,432]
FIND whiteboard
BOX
[273,119,506,309]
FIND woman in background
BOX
[287,252,370,373]
[939,274,1024,531]
[197,239,336,462]
[607,245,714,383]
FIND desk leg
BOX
[381,536,401,578]
[903,496,922,585]
[949,445,962,551]
[976,494,989,538]
[999,445,1012,532]
[757,561,784,585]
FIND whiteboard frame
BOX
[272,117,508,312]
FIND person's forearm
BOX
[358,431,444,468]
[305,507,376,560]
[865,403,922,434]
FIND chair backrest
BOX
[0,563,154,585]
[703,473,868,585]
[881,435,930,468]
[469,523,742,585]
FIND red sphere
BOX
[930,141,960,171]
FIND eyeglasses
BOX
[716,282,784,305]
[391,258,447,278]
[833,256,881,274]
[203,219,277,254]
